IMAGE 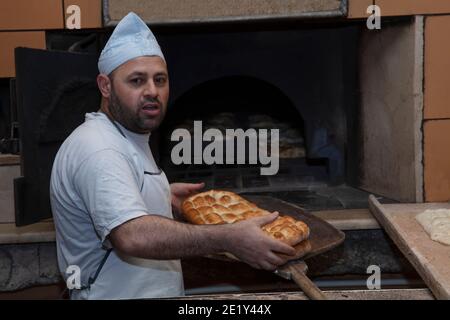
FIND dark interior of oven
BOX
[159,75,319,191]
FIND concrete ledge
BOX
[0,229,414,293]
[180,288,434,300]
[0,209,381,245]
[0,221,56,244]
[312,209,381,230]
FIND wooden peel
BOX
[203,195,345,300]
[274,239,327,300]
[275,261,327,300]
[210,239,327,300]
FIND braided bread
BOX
[182,190,310,246]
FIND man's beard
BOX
[109,86,165,134]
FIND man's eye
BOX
[131,78,142,85]
[155,77,167,85]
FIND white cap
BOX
[98,12,165,75]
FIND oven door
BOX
[14,47,99,226]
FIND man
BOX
[50,12,296,300]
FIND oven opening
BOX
[156,69,369,212]
[159,75,328,193]
[147,21,389,212]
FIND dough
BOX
[415,209,450,246]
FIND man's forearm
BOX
[110,214,231,260]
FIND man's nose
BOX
[143,80,158,98]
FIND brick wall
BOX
[424,16,450,202]
[0,0,102,78]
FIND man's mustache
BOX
[141,98,161,106]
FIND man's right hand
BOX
[223,212,297,271]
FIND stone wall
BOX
[0,242,61,292]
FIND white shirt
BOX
[50,112,184,299]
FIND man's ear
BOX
[97,74,112,98]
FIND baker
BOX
[50,12,296,300]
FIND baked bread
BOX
[182,190,310,246]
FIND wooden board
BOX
[182,288,435,300]
[369,195,450,300]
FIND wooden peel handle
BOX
[286,264,327,300]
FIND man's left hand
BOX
[170,182,205,215]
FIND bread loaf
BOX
[182,190,310,246]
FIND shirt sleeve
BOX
[73,148,149,243]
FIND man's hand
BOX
[170,182,205,215]
[224,211,297,270]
